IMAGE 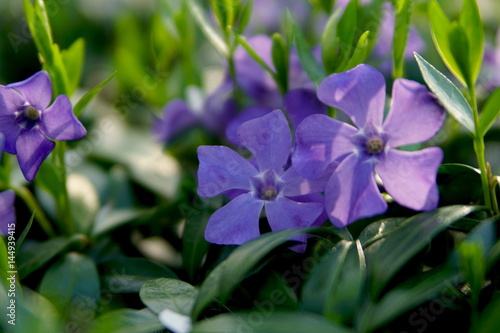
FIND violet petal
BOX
[7,71,52,110]
[16,128,55,181]
[153,99,198,143]
[284,88,327,130]
[40,95,87,141]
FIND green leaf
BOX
[191,228,310,319]
[140,278,198,316]
[23,0,53,64]
[16,288,64,333]
[458,241,485,304]
[472,297,500,333]
[235,0,253,34]
[90,309,164,333]
[18,235,85,278]
[302,240,366,325]
[61,38,85,97]
[369,205,480,298]
[271,33,289,93]
[236,34,276,75]
[414,53,475,134]
[479,87,500,137]
[358,218,406,248]
[73,72,116,117]
[334,0,357,71]
[357,267,461,332]
[210,0,241,31]
[459,0,484,85]
[392,0,413,78]
[318,0,335,13]
[38,252,100,315]
[344,30,371,71]
[92,205,151,237]
[187,0,229,56]
[437,163,483,206]
[289,12,326,86]
[448,22,471,87]
[101,257,178,294]
[321,9,341,74]
[428,0,466,86]
[256,271,298,310]
[16,212,35,253]
[182,211,211,280]
[192,312,352,333]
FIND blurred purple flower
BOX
[246,0,311,34]
[153,83,237,143]
[234,35,317,109]
[0,71,86,181]
[0,190,16,236]
[197,110,327,245]
[293,64,445,227]
[481,29,500,90]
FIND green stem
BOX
[13,186,55,237]
[55,141,73,235]
[469,85,494,214]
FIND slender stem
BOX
[469,85,494,214]
[13,185,55,237]
[55,141,73,235]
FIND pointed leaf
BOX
[393,0,413,78]
[344,31,371,71]
[414,53,475,134]
[479,87,500,137]
[140,278,198,316]
[74,72,116,116]
[459,0,484,85]
[61,38,85,97]
[90,309,164,333]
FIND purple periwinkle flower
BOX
[293,64,445,227]
[0,190,16,236]
[197,110,326,245]
[0,71,86,181]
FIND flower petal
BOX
[325,154,387,227]
[40,95,87,141]
[0,114,21,154]
[383,79,445,148]
[0,86,25,116]
[293,114,357,179]
[7,71,52,110]
[265,196,323,231]
[152,99,198,143]
[197,145,258,197]
[375,147,443,211]
[16,128,55,181]
[284,88,327,130]
[317,64,386,128]
[200,82,238,134]
[281,165,333,197]
[237,109,291,172]
[205,192,264,245]
[0,190,16,235]
[225,105,272,145]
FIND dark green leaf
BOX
[39,253,100,315]
[256,271,298,310]
[437,164,483,206]
[459,0,484,85]
[92,205,151,237]
[479,87,500,137]
[414,53,475,134]
[210,0,241,31]
[358,267,461,332]
[73,72,116,117]
[392,0,413,78]
[191,228,310,319]
[192,312,352,333]
[472,297,500,333]
[18,235,85,278]
[271,33,289,93]
[182,211,211,280]
[428,0,466,86]
[369,205,479,297]
[448,22,471,87]
[289,12,326,86]
[334,0,357,71]
[101,257,178,294]
[321,9,341,74]
[358,218,406,248]
[16,288,63,333]
[90,309,164,333]
[187,0,229,56]
[61,38,85,97]
[16,212,35,253]
[140,278,198,315]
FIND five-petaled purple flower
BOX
[293,64,445,227]
[0,71,86,181]
[0,190,16,236]
[197,110,326,245]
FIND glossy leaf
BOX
[437,164,483,206]
[191,228,309,319]
[358,218,406,248]
[192,312,352,333]
[392,0,413,78]
[39,252,100,315]
[369,205,479,297]
[271,33,289,93]
[73,72,116,117]
[140,278,198,316]
[90,309,164,333]
[479,87,500,137]
[344,31,371,71]
[16,288,64,333]
[210,0,241,31]
[414,53,475,134]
